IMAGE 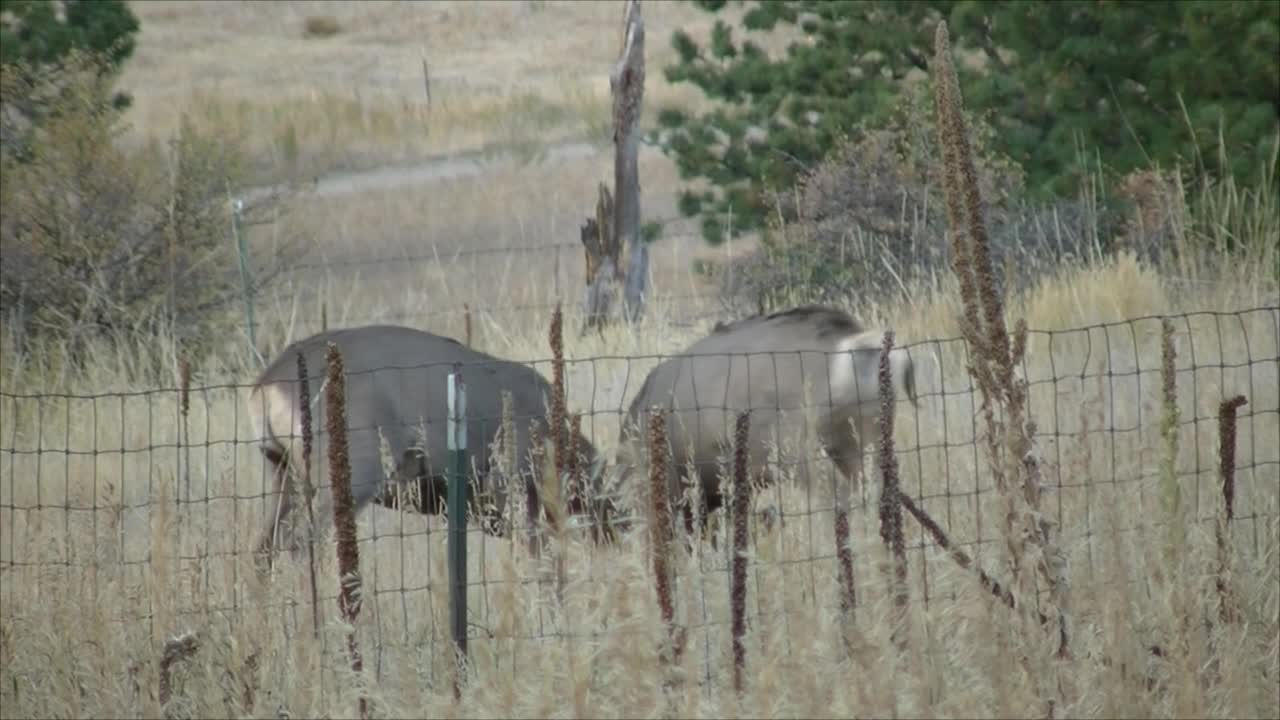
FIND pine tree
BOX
[656,0,1279,245]
[1,0,141,159]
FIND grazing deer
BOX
[247,324,610,571]
[614,305,918,540]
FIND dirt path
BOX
[244,138,670,203]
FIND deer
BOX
[247,324,612,572]
[612,304,919,544]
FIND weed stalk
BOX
[647,409,684,669]
[933,22,1070,665]
[324,342,367,720]
[1215,395,1247,625]
[877,331,909,646]
[177,355,191,505]
[296,352,321,640]
[1159,319,1184,562]
[731,411,751,694]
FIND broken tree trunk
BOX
[582,0,646,332]
[581,184,619,333]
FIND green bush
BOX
[657,0,1279,246]
[0,0,140,160]
[715,84,1108,312]
[0,52,296,366]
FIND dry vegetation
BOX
[116,1,731,183]
[2,2,1279,718]
[1,254,1275,718]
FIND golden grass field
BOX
[2,1,1280,718]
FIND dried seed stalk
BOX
[549,303,569,487]
[834,507,857,614]
[324,342,367,720]
[296,352,321,639]
[900,494,1024,618]
[1159,319,1185,558]
[177,355,191,504]
[1215,395,1248,624]
[648,410,684,665]
[877,332,909,645]
[934,21,1069,662]
[731,411,751,694]
[901,493,1166,661]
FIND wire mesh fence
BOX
[257,218,720,345]
[2,304,1277,695]
[255,234,1239,354]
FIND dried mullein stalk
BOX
[1160,319,1185,561]
[877,331,908,648]
[1215,395,1248,625]
[296,352,321,639]
[324,342,367,720]
[730,411,751,694]
[177,355,191,504]
[647,409,684,666]
[549,303,569,486]
[934,21,1069,665]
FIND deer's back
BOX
[251,325,553,464]
[625,307,872,467]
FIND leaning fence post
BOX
[229,194,257,357]
[447,366,469,697]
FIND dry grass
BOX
[1,252,1276,718]
[2,1,1279,717]
[100,0,774,356]
[243,140,728,361]
[118,1,749,183]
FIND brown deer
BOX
[614,305,918,540]
[247,324,610,571]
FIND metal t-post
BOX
[447,366,469,691]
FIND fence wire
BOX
[258,236,722,351]
[2,305,1277,695]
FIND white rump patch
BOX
[255,383,306,446]
[828,330,884,409]
[829,329,913,413]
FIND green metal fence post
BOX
[229,195,256,355]
[447,366,469,692]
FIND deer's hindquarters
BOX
[829,330,918,415]
[248,382,305,560]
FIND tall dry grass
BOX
[2,3,1279,718]
[1,243,1276,718]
